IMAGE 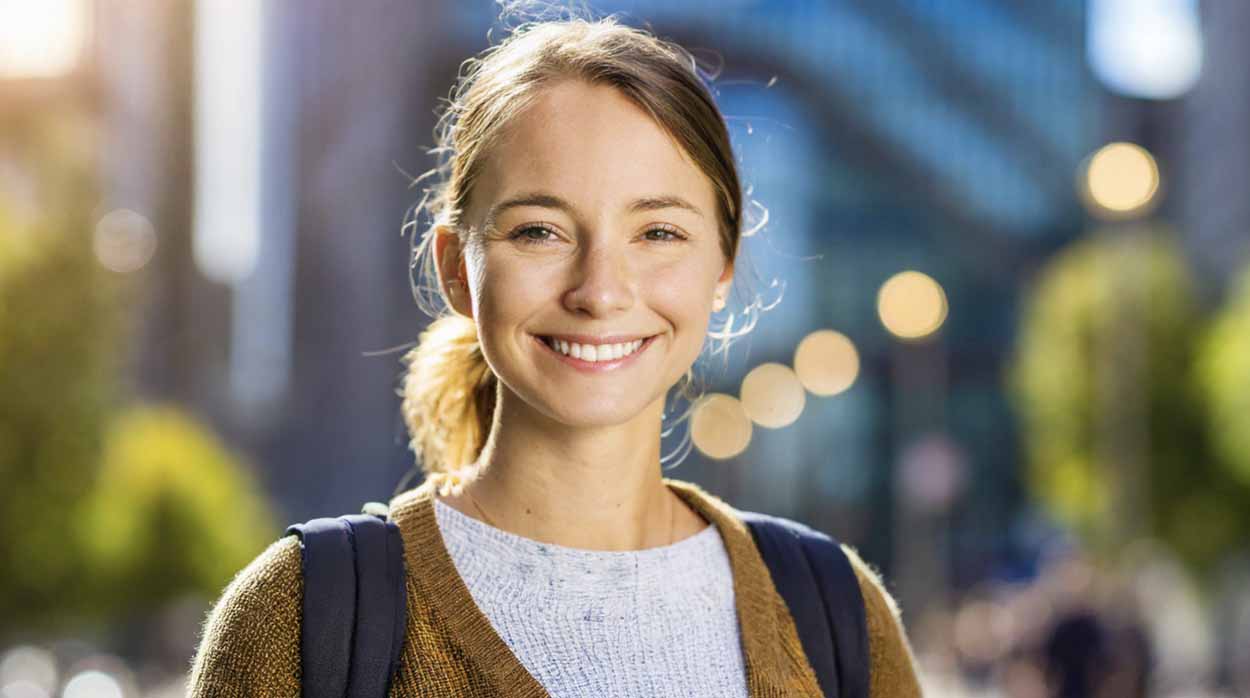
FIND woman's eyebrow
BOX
[628,195,705,219]
[487,192,569,225]
[485,191,705,228]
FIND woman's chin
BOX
[493,365,671,429]
[528,395,659,430]
[551,407,646,429]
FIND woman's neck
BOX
[436,395,706,551]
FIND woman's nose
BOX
[562,242,635,317]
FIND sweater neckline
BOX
[387,476,824,698]
[432,494,719,559]
[433,496,725,600]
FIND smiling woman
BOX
[188,4,923,697]
[428,78,732,451]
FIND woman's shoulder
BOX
[187,534,303,697]
[738,508,926,696]
[837,542,924,698]
[663,479,924,694]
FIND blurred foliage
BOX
[1195,265,1250,488]
[0,105,277,640]
[1008,228,1250,581]
[77,405,277,618]
[0,110,121,634]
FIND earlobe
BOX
[434,225,472,317]
[447,279,472,318]
[713,267,733,312]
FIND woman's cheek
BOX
[477,264,551,324]
[647,263,717,314]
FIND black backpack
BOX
[284,502,869,698]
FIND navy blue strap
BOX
[286,517,355,698]
[741,511,870,698]
[285,510,407,698]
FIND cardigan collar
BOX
[387,476,823,698]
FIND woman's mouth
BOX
[531,333,658,372]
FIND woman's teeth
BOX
[543,336,645,362]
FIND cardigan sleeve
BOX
[840,543,924,698]
[187,534,304,697]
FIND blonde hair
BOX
[397,9,767,491]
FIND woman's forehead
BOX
[468,81,718,223]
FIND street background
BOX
[2,1,1247,696]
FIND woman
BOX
[189,12,923,698]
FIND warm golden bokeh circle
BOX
[690,393,753,459]
[878,271,948,340]
[794,330,860,396]
[740,362,806,428]
[93,209,158,274]
[1082,142,1160,216]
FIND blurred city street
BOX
[2,1,1248,696]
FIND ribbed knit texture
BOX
[188,477,924,697]
[433,496,748,697]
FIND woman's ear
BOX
[713,261,733,312]
[434,225,472,318]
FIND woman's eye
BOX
[511,226,555,244]
[644,227,685,242]
[509,225,685,244]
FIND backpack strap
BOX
[740,511,870,698]
[284,503,407,698]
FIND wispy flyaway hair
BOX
[397,3,769,487]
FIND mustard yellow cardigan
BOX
[188,477,924,697]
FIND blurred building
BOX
[1175,0,1250,299]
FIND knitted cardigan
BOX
[188,477,924,697]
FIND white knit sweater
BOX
[433,497,749,697]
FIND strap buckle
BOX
[361,501,390,519]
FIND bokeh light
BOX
[1,680,50,698]
[1082,142,1160,217]
[193,0,264,285]
[877,271,949,340]
[739,362,806,428]
[93,209,157,274]
[0,1,87,79]
[1087,0,1203,100]
[690,393,752,459]
[0,647,56,695]
[898,433,967,513]
[794,330,860,396]
[61,671,122,698]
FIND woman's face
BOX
[438,79,733,428]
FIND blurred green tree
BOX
[1008,228,1250,580]
[0,108,277,640]
[76,405,277,619]
[0,111,120,634]
[1195,265,1250,489]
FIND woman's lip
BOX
[532,333,657,372]
[538,333,654,344]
